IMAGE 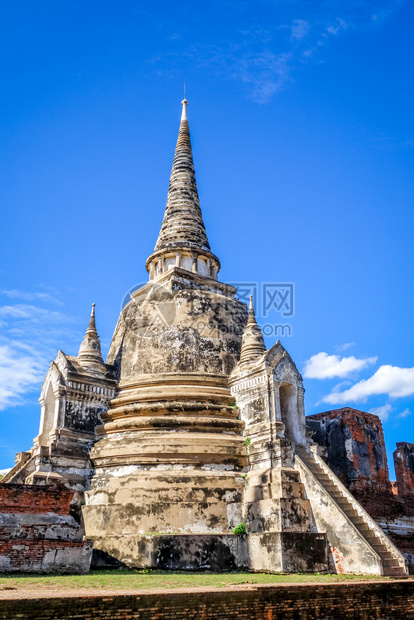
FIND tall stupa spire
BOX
[146,98,220,280]
[78,304,106,374]
[239,296,266,365]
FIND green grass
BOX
[0,570,401,593]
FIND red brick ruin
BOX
[0,483,92,573]
[394,442,414,498]
[308,408,414,569]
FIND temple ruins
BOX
[1,100,408,576]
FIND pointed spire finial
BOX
[239,297,266,365]
[156,96,207,252]
[247,295,255,323]
[246,295,258,325]
[146,97,220,278]
[85,303,97,336]
[78,303,106,374]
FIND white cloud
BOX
[0,289,62,305]
[150,1,405,103]
[0,343,44,410]
[323,365,414,405]
[0,297,82,412]
[0,468,10,477]
[369,403,392,421]
[235,50,292,103]
[336,342,356,352]
[366,404,411,423]
[326,18,347,35]
[303,351,377,380]
[0,304,69,322]
[291,19,310,42]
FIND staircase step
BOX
[373,548,393,556]
[383,559,401,567]
[362,533,379,542]
[349,517,365,525]
[355,523,372,531]
[383,568,406,576]
[335,499,352,508]
[374,551,393,559]
[300,453,407,575]
[355,527,376,538]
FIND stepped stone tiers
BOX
[83,99,249,569]
[2,100,408,576]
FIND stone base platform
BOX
[90,532,328,573]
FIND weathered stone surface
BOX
[106,279,246,380]
[90,531,327,573]
[247,532,328,573]
[0,484,92,574]
[394,442,414,498]
[307,408,391,497]
[83,104,250,565]
[238,296,266,366]
[91,534,244,571]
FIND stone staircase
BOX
[296,447,407,577]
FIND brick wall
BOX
[307,408,391,497]
[0,483,72,514]
[0,582,413,620]
[0,539,90,570]
[0,483,92,573]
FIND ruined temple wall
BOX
[394,442,414,498]
[0,484,92,573]
[0,484,73,514]
[306,408,391,498]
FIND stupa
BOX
[3,99,407,576]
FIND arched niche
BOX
[279,382,300,444]
[38,381,57,445]
[266,343,307,446]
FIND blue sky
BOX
[1,0,413,476]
